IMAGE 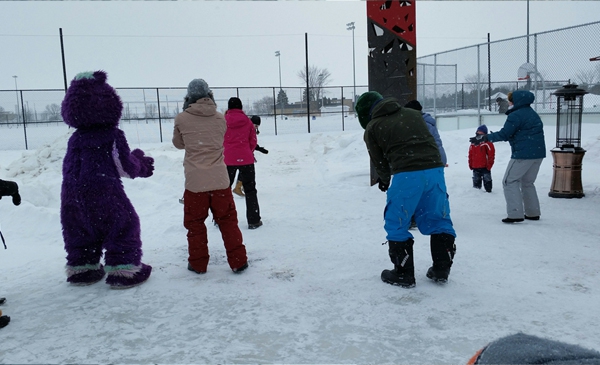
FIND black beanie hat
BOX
[404,100,423,111]
[228,97,243,110]
[250,115,261,126]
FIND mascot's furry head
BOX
[61,70,123,129]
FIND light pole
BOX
[275,51,283,117]
[346,22,356,104]
[12,75,20,124]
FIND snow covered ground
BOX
[1,115,600,363]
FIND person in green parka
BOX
[355,92,457,288]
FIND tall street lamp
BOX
[275,51,283,117]
[346,22,356,103]
[12,75,20,124]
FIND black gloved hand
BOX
[255,146,269,154]
[376,177,389,192]
[0,179,21,206]
[469,134,488,145]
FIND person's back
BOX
[222,97,262,230]
[403,99,447,166]
[365,98,443,180]
[173,98,229,193]
[223,108,256,167]
[172,79,248,274]
[356,92,456,289]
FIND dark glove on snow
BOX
[0,179,21,206]
[376,178,389,192]
[255,146,269,154]
[469,134,488,145]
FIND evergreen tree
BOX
[277,89,289,107]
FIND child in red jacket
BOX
[469,125,495,192]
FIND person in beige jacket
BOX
[173,78,248,274]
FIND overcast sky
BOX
[1,1,599,91]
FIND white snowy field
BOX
[1,116,600,364]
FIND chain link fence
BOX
[3,22,600,150]
[417,21,600,115]
[0,85,369,150]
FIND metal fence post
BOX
[20,90,28,150]
[156,88,163,143]
[272,87,277,134]
[341,86,345,131]
[433,54,437,115]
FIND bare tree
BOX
[253,96,275,115]
[44,103,62,121]
[574,63,600,87]
[145,104,157,118]
[297,65,331,102]
[463,73,488,92]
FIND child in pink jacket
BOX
[223,97,262,229]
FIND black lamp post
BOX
[549,83,588,198]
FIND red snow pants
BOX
[183,188,247,272]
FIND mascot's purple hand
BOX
[131,149,154,178]
[140,156,154,178]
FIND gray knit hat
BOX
[183,78,214,110]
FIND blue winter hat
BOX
[477,124,488,134]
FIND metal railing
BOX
[0,85,369,150]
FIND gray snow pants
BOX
[502,158,543,219]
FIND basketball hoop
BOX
[517,62,536,80]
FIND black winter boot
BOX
[484,180,492,193]
[426,233,456,283]
[381,239,416,288]
[0,313,9,328]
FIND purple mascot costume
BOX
[60,70,153,289]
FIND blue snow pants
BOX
[384,167,456,242]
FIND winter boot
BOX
[232,180,245,197]
[484,180,492,193]
[248,220,263,230]
[66,263,106,286]
[426,233,456,283]
[105,263,152,289]
[232,262,248,274]
[0,314,9,329]
[381,239,416,288]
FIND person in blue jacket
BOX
[404,100,448,229]
[471,90,546,223]
[404,100,447,167]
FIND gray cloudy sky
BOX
[1,1,599,90]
